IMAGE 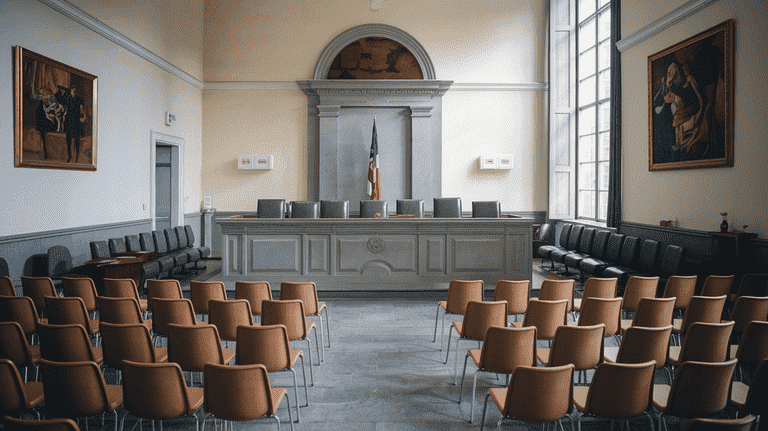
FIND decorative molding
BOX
[38,0,204,89]
[616,0,721,53]
[297,80,453,98]
[617,220,710,238]
[450,82,547,91]
[0,219,151,244]
[184,212,202,219]
[204,82,300,91]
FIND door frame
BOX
[150,130,184,231]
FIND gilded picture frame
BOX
[14,46,98,171]
[648,19,734,171]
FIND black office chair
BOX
[360,200,388,218]
[257,199,286,218]
[433,197,462,218]
[396,199,424,218]
[290,201,320,219]
[471,201,501,218]
[320,200,349,218]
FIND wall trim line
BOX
[617,220,710,239]
[0,219,152,245]
[38,0,204,89]
[204,81,547,92]
[616,0,721,53]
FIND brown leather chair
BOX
[0,322,41,383]
[701,275,736,297]
[652,359,738,431]
[572,361,657,431]
[492,280,529,323]
[536,324,605,384]
[683,416,756,431]
[0,296,43,344]
[667,321,735,380]
[207,298,254,345]
[731,273,768,301]
[445,301,507,383]
[510,299,569,345]
[146,279,183,315]
[0,276,15,297]
[620,296,676,335]
[235,280,272,322]
[730,358,768,420]
[189,280,227,322]
[262,299,321,368]
[0,359,44,420]
[539,279,576,314]
[103,278,148,316]
[729,296,768,338]
[604,325,672,373]
[281,281,330,356]
[37,322,103,364]
[44,296,100,346]
[20,276,57,316]
[433,280,484,351]
[99,322,168,384]
[120,360,204,431]
[39,359,122,431]
[2,416,80,431]
[150,298,204,343]
[480,364,574,431]
[662,275,697,317]
[672,295,727,345]
[729,321,768,381]
[620,276,659,318]
[237,324,308,422]
[573,277,618,312]
[97,296,153,334]
[571,297,623,338]
[61,277,98,319]
[203,363,294,430]
[458,326,537,423]
[166,323,236,386]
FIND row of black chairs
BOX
[254,198,506,218]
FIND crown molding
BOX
[38,0,204,89]
[616,0,721,53]
[204,82,301,91]
[205,81,546,92]
[450,82,547,91]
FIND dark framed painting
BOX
[648,19,734,171]
[14,46,98,171]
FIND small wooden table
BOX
[84,251,155,293]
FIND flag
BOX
[367,118,381,200]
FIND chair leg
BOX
[440,311,447,351]
[481,392,492,431]
[305,338,314,385]
[290,368,300,422]
[299,355,309,405]
[459,352,471,402]
[313,327,321,365]
[444,326,455,364]
[433,304,441,343]
[284,393,295,431]
[454,337,463,384]
[470,369,480,423]
[323,307,330,348]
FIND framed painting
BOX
[14,46,98,171]
[648,19,734,171]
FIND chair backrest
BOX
[461,301,507,341]
[659,245,686,277]
[97,296,144,324]
[521,299,569,341]
[733,321,768,368]
[61,277,98,312]
[204,363,275,422]
[602,233,626,263]
[557,224,573,248]
[100,322,158,368]
[396,199,424,218]
[617,236,640,267]
[433,197,462,218]
[492,280,529,315]
[539,279,575,312]
[189,280,227,315]
[167,323,226,372]
[741,358,768,415]
[39,359,112,419]
[445,280,484,315]
[634,239,659,273]
[261,299,309,340]
[0,257,8,277]
[164,228,179,252]
[576,228,596,254]
[139,232,156,252]
[121,360,194,420]
[0,276,15,297]
[103,278,142,302]
[632,297,676,328]
[471,201,501,218]
[320,200,349,218]
[146,279,183,313]
[0,296,41,337]
[582,277,618,300]
[47,246,73,278]
[289,201,320,219]
[151,298,198,337]
[360,200,388,218]
[174,226,190,248]
[679,295,727,333]
[0,358,31,418]
[664,359,737,418]
[735,273,768,298]
[236,324,292,372]
[257,199,286,218]
[208,299,253,342]
[44,296,90,329]
[583,361,656,420]
[2,416,80,431]
[535,223,555,243]
[0,322,35,368]
[566,225,584,251]
[701,275,735,298]
[503,364,574,423]
[730,296,768,334]
[663,275,697,310]
[125,235,142,252]
[21,276,56,312]
[37,322,98,363]
[234,281,272,315]
[183,225,198,246]
[280,281,321,315]
[589,230,611,260]
[107,238,127,255]
[683,416,757,431]
[615,325,672,370]
[89,240,110,260]
[576,297,622,337]
[549,324,605,370]
[152,231,169,254]
[621,276,660,312]
[479,326,537,374]
[678,321,734,363]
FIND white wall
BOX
[0,0,203,237]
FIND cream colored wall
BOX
[70,0,204,82]
[203,0,548,213]
[0,0,203,236]
[621,0,768,238]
